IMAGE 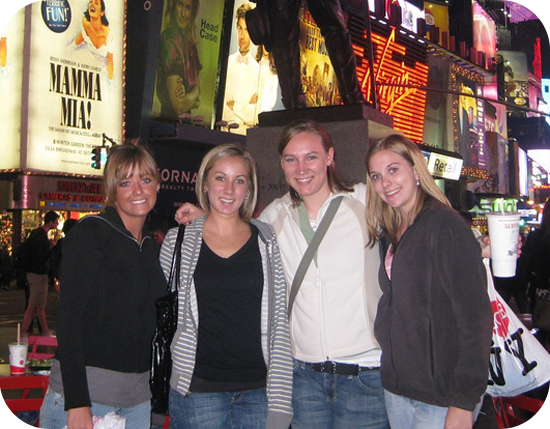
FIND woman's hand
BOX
[477,234,491,259]
[67,407,93,429]
[477,234,522,259]
[444,406,473,429]
[175,202,206,225]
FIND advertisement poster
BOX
[468,132,508,194]
[424,1,449,46]
[152,0,225,128]
[0,7,25,170]
[367,0,424,33]
[497,50,529,107]
[220,0,282,135]
[9,0,123,176]
[455,74,487,170]
[299,5,339,108]
[472,0,496,69]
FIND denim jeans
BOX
[292,360,389,429]
[168,387,267,429]
[384,390,449,429]
[39,388,151,429]
[384,389,483,429]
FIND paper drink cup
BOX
[8,342,28,375]
[486,212,520,278]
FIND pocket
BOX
[355,369,383,392]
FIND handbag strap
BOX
[167,224,185,292]
[288,196,344,317]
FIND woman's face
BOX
[204,156,249,218]
[368,149,420,217]
[280,132,333,202]
[175,0,194,31]
[115,165,159,225]
[88,0,104,19]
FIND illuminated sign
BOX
[152,0,225,128]
[472,1,496,69]
[355,26,429,142]
[367,0,425,33]
[25,0,125,175]
[0,7,24,171]
[427,152,463,180]
[11,175,104,211]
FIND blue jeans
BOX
[168,387,267,429]
[39,388,151,429]
[384,390,483,429]
[292,360,389,429]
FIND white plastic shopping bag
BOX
[62,411,125,429]
[92,412,126,429]
[485,258,550,396]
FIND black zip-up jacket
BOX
[374,202,493,411]
[56,206,166,409]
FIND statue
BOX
[246,0,367,109]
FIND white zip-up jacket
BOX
[259,184,382,363]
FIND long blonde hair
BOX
[365,134,451,247]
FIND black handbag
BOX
[150,224,185,414]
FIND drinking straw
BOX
[17,323,20,343]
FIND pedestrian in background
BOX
[20,210,60,342]
[50,218,78,284]
[520,199,550,348]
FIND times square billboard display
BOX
[217,0,428,140]
[217,0,283,135]
[0,0,124,175]
[152,0,225,128]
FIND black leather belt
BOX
[309,361,378,376]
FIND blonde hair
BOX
[103,144,160,207]
[195,143,258,223]
[365,134,451,247]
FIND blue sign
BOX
[41,0,72,33]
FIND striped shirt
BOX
[159,216,293,428]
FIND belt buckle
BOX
[321,361,337,374]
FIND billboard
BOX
[424,1,449,47]
[299,6,339,108]
[497,50,529,107]
[455,73,487,170]
[368,0,425,33]
[0,7,25,170]
[25,0,125,175]
[152,0,225,127]
[220,0,283,135]
[472,0,496,69]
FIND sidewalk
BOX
[0,283,58,364]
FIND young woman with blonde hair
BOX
[365,134,493,429]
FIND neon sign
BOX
[353,27,429,142]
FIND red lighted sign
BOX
[354,27,429,142]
